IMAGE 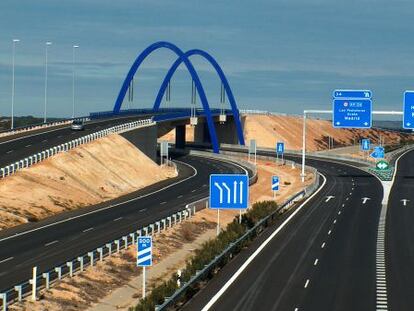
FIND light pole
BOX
[72,45,79,119]
[11,39,20,129]
[44,41,52,123]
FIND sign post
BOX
[137,236,152,298]
[160,141,169,165]
[248,139,257,164]
[210,174,249,234]
[361,138,370,160]
[276,142,284,165]
[271,176,279,199]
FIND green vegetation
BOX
[130,200,281,311]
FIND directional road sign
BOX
[370,146,384,159]
[333,90,372,99]
[361,139,370,151]
[403,91,414,129]
[209,174,249,209]
[271,176,279,191]
[376,160,390,171]
[276,142,284,155]
[137,237,152,267]
[333,99,372,128]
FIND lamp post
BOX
[44,41,52,123]
[11,39,20,129]
[72,45,79,119]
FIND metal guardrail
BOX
[155,169,320,310]
[0,119,154,180]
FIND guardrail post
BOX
[115,240,120,253]
[143,227,148,236]
[1,168,4,178]
[55,267,62,279]
[150,224,155,236]
[14,285,22,302]
[187,208,192,218]
[137,229,142,237]
[97,247,103,261]
[1,293,7,311]
[123,236,128,249]
[167,216,172,227]
[42,272,50,289]
[193,205,196,215]
[78,256,84,272]
[162,219,166,230]
[173,214,177,225]
[130,233,135,245]
[156,221,160,233]
[67,261,74,277]
[88,252,94,267]
[106,243,112,256]
[178,212,182,223]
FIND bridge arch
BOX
[153,49,245,146]
[113,41,220,153]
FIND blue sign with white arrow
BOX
[333,90,372,99]
[271,176,279,191]
[209,174,249,209]
[403,91,414,129]
[370,146,384,159]
[361,139,370,151]
[137,236,152,267]
[333,99,372,128]
[276,142,284,155]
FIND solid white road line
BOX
[201,173,327,311]
[0,257,14,264]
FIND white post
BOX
[72,45,79,119]
[11,39,20,130]
[32,266,37,301]
[44,42,52,123]
[301,112,306,183]
[142,266,146,298]
[239,209,242,224]
[217,209,220,236]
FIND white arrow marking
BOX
[239,181,244,204]
[222,182,231,204]
[362,197,371,204]
[325,196,335,202]
[214,182,223,204]
[401,199,409,206]
[233,181,237,204]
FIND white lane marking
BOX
[201,173,327,311]
[342,203,345,207]
[177,195,183,198]
[82,227,94,233]
[304,279,310,288]
[328,230,332,235]
[6,150,13,154]
[338,211,341,215]
[113,217,122,222]
[325,196,335,202]
[0,160,198,243]
[314,259,319,266]
[0,257,14,264]
[160,201,167,205]
[362,197,371,204]
[202,184,207,187]
[45,240,58,246]
[321,242,326,248]
[401,199,409,207]
[349,192,352,195]
[191,189,196,193]
[139,208,147,212]
[333,219,337,224]
[346,197,349,201]
[25,144,31,147]
[57,135,62,138]
[42,139,48,143]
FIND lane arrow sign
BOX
[325,196,335,202]
[401,199,410,207]
[362,197,371,204]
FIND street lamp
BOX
[72,45,79,119]
[11,39,20,129]
[44,41,52,123]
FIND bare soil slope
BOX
[0,134,176,230]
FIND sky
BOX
[1,0,414,119]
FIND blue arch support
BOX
[153,49,245,146]
[113,41,220,153]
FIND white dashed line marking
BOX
[333,219,337,224]
[83,227,94,233]
[45,240,58,246]
[113,217,122,222]
[0,257,14,264]
[191,189,196,193]
[177,195,183,198]
[328,230,332,235]
[304,279,310,288]
[314,259,319,266]
[6,150,13,154]
[160,201,167,205]
[338,211,341,215]
[321,242,326,248]
[42,139,48,142]
[139,208,147,212]
[25,144,31,147]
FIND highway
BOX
[183,156,383,311]
[386,149,414,311]
[0,154,250,294]
[0,115,148,168]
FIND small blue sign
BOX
[276,142,284,155]
[332,99,372,128]
[361,139,370,151]
[272,176,279,191]
[137,236,152,267]
[209,174,249,209]
[403,91,414,129]
[333,90,372,99]
[370,146,384,159]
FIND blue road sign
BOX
[403,91,414,129]
[333,90,372,99]
[332,99,372,128]
[271,176,279,191]
[209,174,249,209]
[370,146,384,159]
[276,142,284,154]
[361,139,370,151]
[137,236,152,267]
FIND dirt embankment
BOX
[0,134,176,230]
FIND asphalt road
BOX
[0,115,149,168]
[0,154,248,293]
[386,149,414,311]
[183,156,383,311]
